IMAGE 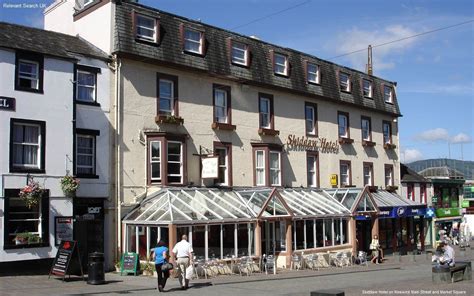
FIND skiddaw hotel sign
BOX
[286,135,339,153]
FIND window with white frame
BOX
[255,150,265,186]
[307,154,317,187]
[340,162,350,186]
[339,72,350,92]
[18,59,39,89]
[363,163,373,186]
[77,70,96,102]
[384,85,393,103]
[269,151,281,186]
[167,141,183,183]
[12,122,42,170]
[274,53,288,76]
[363,79,372,97]
[159,79,174,115]
[215,146,228,185]
[135,14,157,42]
[184,28,203,54]
[361,117,371,141]
[76,134,95,175]
[305,105,316,135]
[383,121,392,144]
[259,97,271,129]
[150,141,161,181]
[214,88,228,123]
[307,62,319,84]
[385,165,393,186]
[84,0,94,6]
[231,41,248,65]
[338,112,348,138]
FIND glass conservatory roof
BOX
[123,188,352,225]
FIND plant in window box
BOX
[12,232,41,245]
[19,178,44,209]
[155,115,184,125]
[386,185,398,192]
[60,175,80,198]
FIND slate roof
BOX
[113,2,401,117]
[0,22,109,61]
[400,163,430,183]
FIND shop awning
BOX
[371,190,422,207]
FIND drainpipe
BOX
[114,54,122,257]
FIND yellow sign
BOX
[330,174,338,186]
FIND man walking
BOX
[172,234,194,290]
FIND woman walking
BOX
[151,240,170,292]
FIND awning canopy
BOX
[371,190,424,207]
[123,187,352,225]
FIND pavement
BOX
[0,247,473,296]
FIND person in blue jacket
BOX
[151,240,170,292]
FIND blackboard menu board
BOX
[49,240,84,281]
[120,252,138,275]
[55,217,73,246]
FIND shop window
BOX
[294,220,305,250]
[324,219,333,247]
[316,220,324,247]
[275,220,286,252]
[306,220,315,249]
[222,224,235,258]
[237,223,252,257]
[192,225,206,259]
[342,219,348,244]
[208,225,221,259]
[10,118,46,173]
[334,218,342,246]
[3,189,49,249]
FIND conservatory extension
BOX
[122,187,380,267]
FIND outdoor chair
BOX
[305,254,320,271]
[237,257,252,276]
[357,251,369,267]
[264,255,276,274]
[334,252,350,268]
[291,254,302,270]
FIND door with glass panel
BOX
[262,220,286,256]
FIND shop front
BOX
[371,190,427,255]
[433,207,463,243]
[122,188,353,268]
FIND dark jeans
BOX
[155,263,169,289]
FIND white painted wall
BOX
[44,0,75,35]
[0,49,74,262]
[44,0,113,54]
[75,57,112,198]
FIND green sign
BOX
[120,252,139,276]
[462,200,470,208]
[435,208,461,218]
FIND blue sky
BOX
[1,0,473,162]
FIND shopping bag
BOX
[185,265,194,280]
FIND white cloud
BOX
[417,128,450,142]
[403,149,424,163]
[327,24,419,71]
[451,133,472,144]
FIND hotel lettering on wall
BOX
[286,134,339,153]
[0,96,15,111]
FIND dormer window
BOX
[339,72,350,92]
[274,53,288,76]
[363,79,372,98]
[135,14,158,42]
[184,28,203,54]
[231,41,248,66]
[306,62,320,84]
[384,85,393,103]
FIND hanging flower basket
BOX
[60,175,80,197]
[19,179,44,209]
